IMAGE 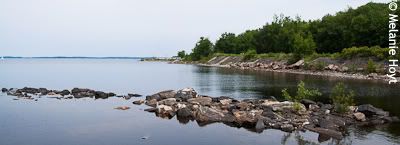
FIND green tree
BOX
[190,37,213,61]
[236,30,258,53]
[177,50,186,58]
[214,32,238,54]
[292,32,316,61]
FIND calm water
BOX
[0,58,399,145]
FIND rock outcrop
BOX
[140,88,399,140]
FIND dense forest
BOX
[178,2,399,62]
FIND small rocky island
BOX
[140,88,399,141]
[2,87,399,141]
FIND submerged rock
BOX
[128,93,142,97]
[114,106,130,110]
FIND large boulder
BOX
[357,104,389,117]
[156,105,175,118]
[146,90,176,101]
[177,107,193,118]
[187,97,212,106]
[175,88,197,101]
[193,106,235,123]
[159,98,177,106]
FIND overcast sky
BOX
[0,0,390,57]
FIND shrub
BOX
[315,61,326,71]
[339,46,389,60]
[330,83,355,113]
[366,59,377,73]
[242,49,257,61]
[282,81,322,102]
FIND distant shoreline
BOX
[0,56,156,59]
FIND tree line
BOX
[178,2,397,61]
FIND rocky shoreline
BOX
[170,56,398,82]
[2,87,399,141]
[139,88,399,141]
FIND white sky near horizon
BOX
[0,0,390,57]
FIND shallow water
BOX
[0,58,399,145]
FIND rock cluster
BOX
[141,88,399,141]
[1,87,141,100]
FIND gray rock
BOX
[1,88,8,92]
[177,107,193,118]
[175,88,197,101]
[144,108,157,112]
[159,98,177,106]
[133,100,145,105]
[357,104,389,117]
[145,99,158,107]
[353,112,366,122]
[128,93,142,97]
[59,90,70,96]
[94,91,108,99]
[194,106,235,123]
[146,90,176,101]
[255,119,266,131]
[188,97,212,106]
[35,88,47,95]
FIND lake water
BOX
[0,58,399,145]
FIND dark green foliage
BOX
[310,3,389,53]
[177,50,186,58]
[190,37,213,61]
[182,2,390,61]
[214,33,238,54]
[255,15,311,54]
[330,83,355,113]
[282,81,322,102]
